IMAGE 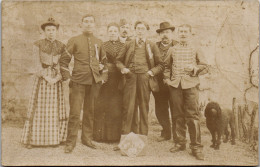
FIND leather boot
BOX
[170,144,186,153]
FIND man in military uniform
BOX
[116,21,164,136]
[60,14,108,153]
[154,22,178,142]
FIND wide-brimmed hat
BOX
[41,17,59,30]
[156,22,175,33]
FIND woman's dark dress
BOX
[93,40,125,142]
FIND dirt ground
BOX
[1,118,258,166]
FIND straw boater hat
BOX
[41,17,60,30]
[156,22,175,33]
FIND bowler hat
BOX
[156,22,175,33]
[41,17,59,30]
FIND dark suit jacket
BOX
[116,39,164,92]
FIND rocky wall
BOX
[2,0,259,121]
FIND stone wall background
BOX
[2,0,259,122]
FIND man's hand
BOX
[101,80,106,84]
[99,63,104,71]
[184,64,195,72]
[121,68,130,74]
[184,65,199,76]
[192,66,200,76]
[147,70,154,77]
[163,79,171,85]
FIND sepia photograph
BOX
[1,0,259,166]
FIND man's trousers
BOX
[66,81,101,147]
[153,88,177,141]
[121,72,151,136]
[168,84,203,151]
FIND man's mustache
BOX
[162,36,169,40]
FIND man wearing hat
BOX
[60,14,108,153]
[154,22,178,142]
[116,21,164,137]
[119,19,132,44]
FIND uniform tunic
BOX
[60,32,107,84]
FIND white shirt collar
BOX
[119,36,127,43]
[161,41,171,47]
[136,38,146,44]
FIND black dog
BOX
[204,101,236,150]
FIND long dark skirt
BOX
[93,71,123,142]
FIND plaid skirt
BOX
[20,76,68,146]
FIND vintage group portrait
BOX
[1,0,259,166]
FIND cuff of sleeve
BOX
[148,70,154,77]
[61,71,71,81]
[55,74,62,82]
[150,69,157,76]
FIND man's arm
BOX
[116,43,129,73]
[149,44,164,76]
[60,38,74,81]
[195,48,208,76]
[163,47,173,81]
[99,43,108,83]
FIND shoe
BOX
[170,144,186,153]
[113,146,120,151]
[214,145,220,150]
[64,145,74,153]
[157,136,171,142]
[192,150,205,160]
[51,145,59,148]
[26,144,33,149]
[82,140,97,149]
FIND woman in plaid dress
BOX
[21,18,67,148]
[93,23,125,142]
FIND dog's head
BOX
[204,101,222,119]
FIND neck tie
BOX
[138,39,144,46]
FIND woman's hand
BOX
[44,76,57,86]
[48,78,58,85]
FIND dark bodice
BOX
[34,39,65,67]
[103,40,125,64]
